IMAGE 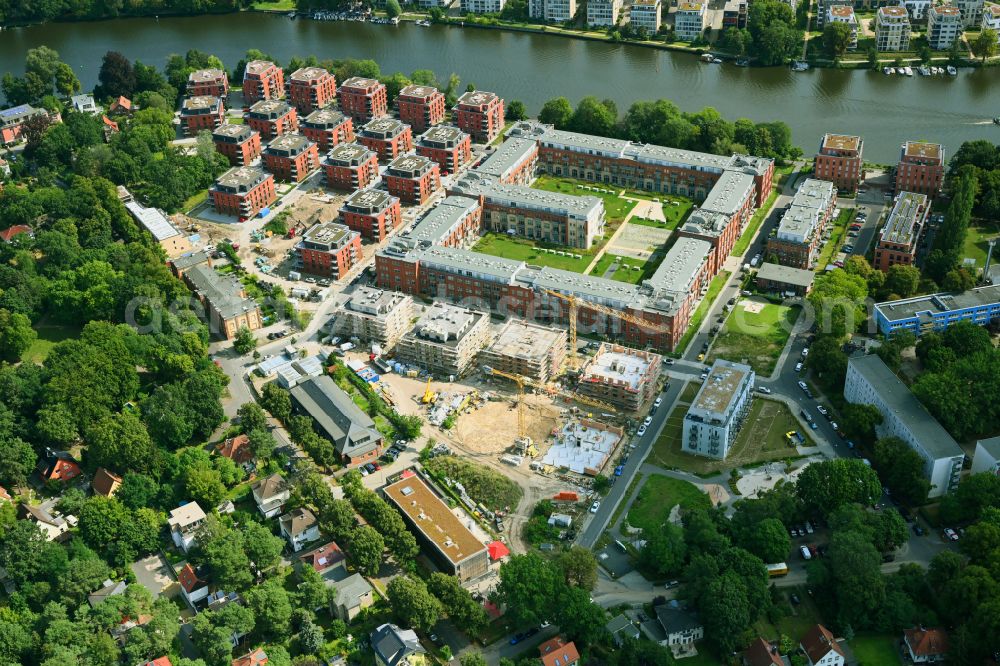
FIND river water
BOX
[0,13,996,161]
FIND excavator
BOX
[420,377,436,405]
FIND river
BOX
[0,12,995,161]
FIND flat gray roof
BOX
[387,154,434,176]
[342,188,395,213]
[248,99,293,118]
[361,117,407,137]
[182,96,221,112]
[880,191,928,246]
[290,66,330,81]
[399,84,440,99]
[451,177,602,220]
[185,264,259,320]
[688,359,753,420]
[406,195,481,246]
[848,354,963,460]
[875,284,1000,322]
[418,245,523,282]
[265,133,314,155]
[214,166,269,192]
[757,262,816,288]
[456,90,499,107]
[408,302,488,346]
[698,170,755,216]
[418,125,466,147]
[189,68,226,83]
[303,108,349,128]
[326,142,375,165]
[474,137,537,181]
[345,287,411,316]
[213,124,254,141]
[245,59,277,76]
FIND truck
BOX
[288,271,302,281]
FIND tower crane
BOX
[542,289,672,368]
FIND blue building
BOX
[874,284,1000,337]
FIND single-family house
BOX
[168,502,207,553]
[177,562,209,606]
[218,434,254,465]
[655,605,704,647]
[71,94,99,115]
[88,579,127,608]
[18,500,74,541]
[372,623,427,666]
[142,659,173,666]
[298,541,347,581]
[539,637,580,666]
[903,627,949,663]
[606,614,640,647]
[0,486,11,502]
[250,473,290,518]
[92,467,123,497]
[800,624,845,666]
[109,96,133,115]
[111,613,153,644]
[279,507,320,552]
[332,572,374,622]
[743,637,788,666]
[0,225,33,243]
[232,648,269,666]
[37,448,82,483]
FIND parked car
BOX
[653,396,663,409]
[805,522,814,534]
[816,405,829,416]
[665,580,680,589]
[758,386,772,394]
[795,362,803,372]
[636,425,647,437]
[944,528,959,541]
[801,347,809,357]
[830,422,839,431]
[913,525,926,536]
[643,416,653,427]
[590,501,601,514]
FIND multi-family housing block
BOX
[295,222,361,279]
[766,178,836,269]
[358,117,414,162]
[845,355,964,497]
[954,0,984,27]
[895,141,944,197]
[682,360,755,459]
[209,166,276,221]
[529,0,577,22]
[873,191,929,271]
[385,155,442,204]
[263,134,320,183]
[334,288,416,352]
[826,5,859,48]
[416,125,473,175]
[212,124,262,166]
[928,4,963,48]
[630,0,662,33]
[246,99,298,140]
[300,107,354,152]
[242,60,284,103]
[480,319,568,383]
[454,90,505,143]
[463,0,507,11]
[472,136,539,184]
[338,77,389,123]
[0,104,52,146]
[876,6,912,51]
[180,96,224,136]
[182,264,263,339]
[587,0,622,26]
[397,84,447,133]
[323,143,380,190]
[187,68,229,97]
[874,284,1000,337]
[395,302,493,376]
[813,133,863,192]
[340,189,403,241]
[674,1,707,41]
[983,4,1000,36]
[577,344,662,411]
[287,67,337,114]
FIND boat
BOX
[711,57,723,64]
[994,117,1000,125]
[701,53,715,62]
[415,19,432,26]
[903,66,913,76]
[735,57,750,66]
[287,11,295,18]
[791,60,810,71]
[947,65,958,75]
[918,66,930,75]
[884,66,895,75]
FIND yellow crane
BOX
[543,289,672,368]
[421,377,436,404]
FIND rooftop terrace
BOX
[879,191,928,246]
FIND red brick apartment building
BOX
[416,125,472,175]
[263,134,320,183]
[385,155,442,204]
[187,68,230,97]
[814,133,864,192]
[453,90,505,143]
[246,100,298,140]
[210,167,277,221]
[337,77,388,123]
[358,118,414,162]
[242,60,284,104]
[323,143,380,191]
[873,191,929,272]
[287,67,338,114]
[397,84,447,133]
[180,96,225,136]
[213,124,262,166]
[295,222,361,279]
[301,108,354,152]
[895,141,945,197]
[340,189,403,241]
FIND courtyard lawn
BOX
[587,252,648,284]
[472,232,593,272]
[532,175,637,223]
[962,221,1000,268]
[707,300,801,375]
[23,323,81,364]
[814,207,854,271]
[650,399,805,475]
[626,474,710,532]
[624,191,694,229]
[850,633,903,666]
[674,270,731,355]
[732,188,780,257]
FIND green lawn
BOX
[183,189,209,213]
[850,632,903,666]
[707,301,801,375]
[626,474,710,531]
[472,232,592,273]
[532,175,637,223]
[679,381,700,403]
[624,192,694,229]
[587,252,648,284]
[732,188,780,257]
[962,221,1000,267]
[23,323,81,363]
[250,0,295,9]
[754,586,825,642]
[814,207,854,271]
[674,270,731,355]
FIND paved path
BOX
[582,192,640,275]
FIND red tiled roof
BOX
[744,637,784,666]
[232,648,268,666]
[905,627,949,658]
[539,637,579,666]
[143,658,172,666]
[44,457,81,482]
[0,486,11,502]
[800,624,844,664]
[112,96,132,111]
[218,434,253,464]
[92,467,122,497]
[0,225,32,242]
[102,115,119,132]
[298,541,345,573]
[178,563,204,593]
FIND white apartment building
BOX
[981,2,1000,33]
[462,0,506,13]
[928,4,963,48]
[682,360,755,459]
[876,6,912,51]
[844,355,964,498]
[898,0,930,19]
[587,0,622,26]
[674,1,707,40]
[954,0,984,27]
[630,0,663,33]
[334,287,415,352]
[529,0,577,22]
[972,437,1000,475]
[826,5,859,49]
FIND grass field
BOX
[732,188,780,258]
[23,323,80,363]
[587,252,649,284]
[183,190,209,213]
[962,221,1000,267]
[250,0,295,9]
[626,474,710,531]
[814,208,854,271]
[624,193,694,229]
[674,271,731,355]
[679,381,700,403]
[707,300,800,375]
[532,175,637,223]
[850,633,903,666]
[754,585,824,642]
[650,399,804,475]
[472,232,593,272]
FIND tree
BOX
[796,459,882,516]
[701,571,752,654]
[460,654,488,666]
[882,264,921,299]
[639,523,687,577]
[261,383,292,423]
[387,575,443,634]
[538,97,574,128]
[427,572,489,635]
[0,435,38,488]
[822,22,854,59]
[199,523,254,591]
[233,326,256,355]
[184,466,226,508]
[738,517,791,563]
[97,51,136,99]
[808,269,868,339]
[240,521,284,575]
[507,100,527,121]
[614,637,675,665]
[495,553,563,626]
[237,402,268,433]
[557,546,599,590]
[570,96,618,137]
[386,0,402,17]
[872,437,931,506]
[840,403,883,445]
[298,616,324,655]
[555,586,607,646]
[247,428,276,461]
[246,579,293,636]
[348,525,385,576]
[0,309,37,361]
[867,47,879,70]
[973,29,998,61]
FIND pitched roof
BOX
[18,501,65,527]
[102,115,119,132]
[299,541,346,573]
[744,637,784,666]
[251,473,288,502]
[92,467,123,497]
[232,648,268,666]
[38,449,81,482]
[280,507,317,536]
[178,563,206,593]
[334,573,373,610]
[539,637,580,666]
[288,376,381,458]
[655,605,702,636]
[142,658,173,666]
[904,627,949,658]
[111,96,132,111]
[371,623,425,666]
[0,486,11,502]
[218,434,254,464]
[0,225,32,242]
[88,579,127,607]
[606,614,638,637]
[800,624,844,664]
